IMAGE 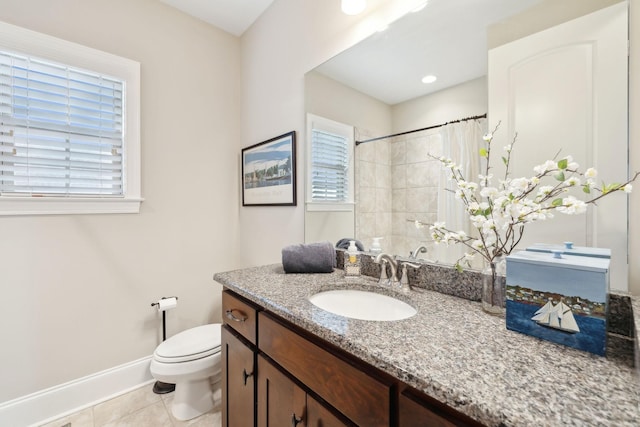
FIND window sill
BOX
[305,202,354,212]
[0,197,144,216]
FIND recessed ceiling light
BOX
[421,75,437,84]
[342,0,366,15]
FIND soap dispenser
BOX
[345,240,361,277]
[370,237,383,254]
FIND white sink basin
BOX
[308,289,416,321]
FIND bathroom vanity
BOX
[214,264,640,427]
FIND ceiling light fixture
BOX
[342,0,366,16]
[421,75,437,84]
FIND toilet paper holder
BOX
[151,296,178,312]
[151,296,178,341]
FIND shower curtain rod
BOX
[355,113,487,146]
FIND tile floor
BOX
[38,383,221,427]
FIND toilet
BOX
[150,323,222,421]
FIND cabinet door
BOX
[257,355,306,427]
[307,394,350,427]
[222,326,255,427]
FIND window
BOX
[306,114,354,210]
[0,21,140,215]
[1,53,124,196]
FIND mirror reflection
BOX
[304,0,629,275]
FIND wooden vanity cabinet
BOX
[221,289,484,427]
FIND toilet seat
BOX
[154,324,221,363]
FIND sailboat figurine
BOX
[531,300,580,333]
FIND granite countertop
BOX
[632,296,640,370]
[214,264,640,427]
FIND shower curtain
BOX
[435,118,487,267]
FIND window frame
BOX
[305,114,355,212]
[0,21,141,215]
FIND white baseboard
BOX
[0,356,154,427]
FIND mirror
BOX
[304,0,629,273]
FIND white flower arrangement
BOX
[415,124,638,271]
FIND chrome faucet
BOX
[374,253,399,286]
[410,244,428,259]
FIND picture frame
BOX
[242,131,296,206]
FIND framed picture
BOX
[242,131,296,206]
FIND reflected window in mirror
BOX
[306,114,355,211]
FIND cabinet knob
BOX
[242,368,253,386]
[225,308,248,322]
[291,413,302,427]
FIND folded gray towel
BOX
[282,241,336,273]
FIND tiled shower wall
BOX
[355,130,392,253]
[356,128,444,257]
[390,129,443,257]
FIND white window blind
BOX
[310,128,350,202]
[0,51,124,197]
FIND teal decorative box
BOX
[506,250,610,356]
[526,242,611,259]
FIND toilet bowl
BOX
[150,323,222,421]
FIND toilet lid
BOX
[154,323,222,363]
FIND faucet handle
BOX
[399,262,421,288]
[378,259,390,285]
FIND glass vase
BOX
[482,255,506,316]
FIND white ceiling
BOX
[159,0,274,36]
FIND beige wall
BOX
[391,77,488,133]
[0,0,241,401]
[305,71,392,136]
